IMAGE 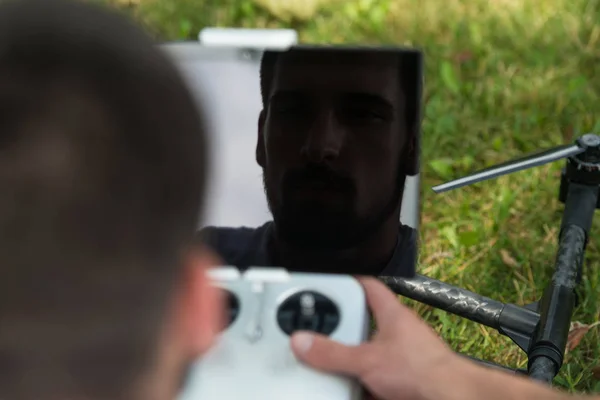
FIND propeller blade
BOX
[432,143,585,193]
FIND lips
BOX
[292,182,345,204]
[299,180,332,190]
[294,178,343,193]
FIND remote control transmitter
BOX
[178,267,370,400]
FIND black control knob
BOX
[276,290,340,336]
[222,289,240,329]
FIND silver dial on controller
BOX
[276,290,340,335]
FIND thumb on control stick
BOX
[290,277,398,376]
[291,277,410,377]
[290,331,379,377]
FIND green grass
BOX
[110,0,600,393]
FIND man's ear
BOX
[175,246,224,359]
[256,110,266,168]
[405,129,419,176]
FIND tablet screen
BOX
[164,44,423,278]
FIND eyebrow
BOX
[269,90,307,102]
[342,92,395,112]
[270,90,396,111]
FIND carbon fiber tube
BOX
[527,182,597,382]
[380,274,504,329]
[528,357,556,383]
[527,225,586,382]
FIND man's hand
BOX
[289,276,456,400]
[289,277,595,400]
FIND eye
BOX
[271,100,310,117]
[343,107,385,123]
[273,104,301,114]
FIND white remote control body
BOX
[178,266,370,400]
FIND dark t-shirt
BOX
[197,221,417,277]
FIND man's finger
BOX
[357,277,405,330]
[290,331,377,377]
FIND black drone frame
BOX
[379,132,600,383]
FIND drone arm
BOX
[380,274,539,351]
[381,274,505,329]
[527,182,599,383]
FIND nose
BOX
[300,111,343,164]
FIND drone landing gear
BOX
[527,134,600,383]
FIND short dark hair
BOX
[258,47,422,139]
[0,0,209,399]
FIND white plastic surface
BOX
[199,28,298,49]
[207,267,242,281]
[178,270,368,400]
[244,267,291,282]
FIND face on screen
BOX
[257,48,419,254]
[182,45,422,277]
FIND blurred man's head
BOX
[257,48,418,251]
[0,1,221,399]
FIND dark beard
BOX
[263,163,406,251]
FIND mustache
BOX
[282,164,355,193]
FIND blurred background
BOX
[100,0,599,393]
